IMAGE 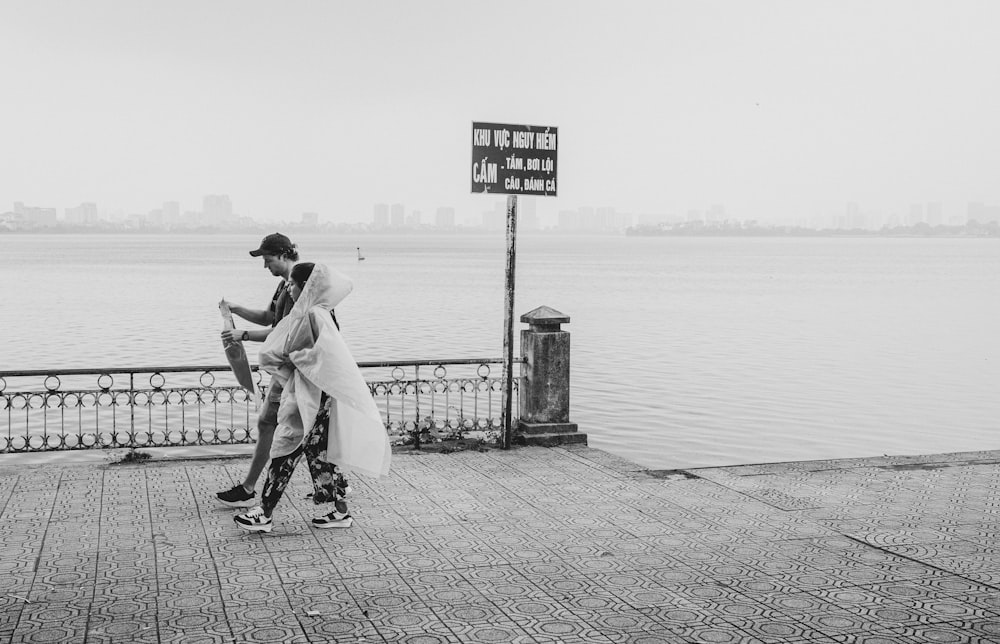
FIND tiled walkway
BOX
[1,446,998,643]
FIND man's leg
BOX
[217,389,279,507]
[242,399,278,491]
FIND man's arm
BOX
[221,326,273,344]
[220,298,275,344]
[225,302,273,327]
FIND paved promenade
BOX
[1,446,998,643]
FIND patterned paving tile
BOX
[9,618,92,644]
[2,447,999,644]
[721,614,835,643]
[425,600,534,642]
[830,622,998,644]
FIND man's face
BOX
[261,254,289,277]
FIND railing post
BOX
[129,372,136,449]
[516,306,587,446]
[413,364,421,450]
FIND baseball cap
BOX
[249,233,295,257]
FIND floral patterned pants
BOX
[260,392,349,516]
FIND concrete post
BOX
[516,306,587,446]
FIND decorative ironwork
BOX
[0,360,518,453]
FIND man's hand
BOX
[221,329,244,344]
[221,300,246,318]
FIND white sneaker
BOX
[234,506,273,533]
[312,510,353,529]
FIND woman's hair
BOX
[290,262,315,288]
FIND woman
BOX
[235,262,391,532]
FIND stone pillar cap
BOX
[520,306,570,325]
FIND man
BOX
[216,232,299,507]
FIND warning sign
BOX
[471,122,558,196]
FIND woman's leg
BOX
[259,442,305,518]
[305,396,352,526]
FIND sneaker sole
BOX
[218,498,257,508]
[234,520,273,533]
[312,519,354,529]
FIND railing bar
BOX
[0,358,519,379]
[383,383,391,436]
[244,391,251,446]
[164,390,170,444]
[147,389,153,446]
[182,389,188,444]
[430,375,436,433]
[128,373,135,449]
[414,366,420,449]
[41,398,46,447]
[108,393,113,448]
[196,392,206,441]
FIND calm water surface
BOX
[2,233,998,468]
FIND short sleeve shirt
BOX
[268,280,340,330]
[269,282,294,327]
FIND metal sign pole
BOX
[501,194,518,449]
[471,121,556,449]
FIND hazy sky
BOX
[2,1,998,224]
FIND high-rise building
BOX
[435,206,455,228]
[520,197,539,231]
[578,206,597,231]
[203,195,234,223]
[302,212,319,226]
[390,203,405,227]
[162,201,180,226]
[557,209,580,231]
[482,201,505,231]
[17,202,58,226]
[907,204,924,226]
[845,202,869,229]
[968,202,1000,224]
[706,204,726,223]
[406,210,421,226]
[845,202,860,230]
[373,203,389,227]
[595,207,615,231]
[64,202,99,225]
[925,202,943,226]
[637,213,674,226]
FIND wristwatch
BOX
[241,331,249,342]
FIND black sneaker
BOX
[312,510,353,529]
[216,484,255,508]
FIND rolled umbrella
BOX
[219,300,256,393]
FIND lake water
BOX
[2,233,998,469]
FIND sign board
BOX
[471,122,558,196]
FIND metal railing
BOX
[0,359,519,453]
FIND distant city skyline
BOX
[2,2,998,230]
[4,193,999,234]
